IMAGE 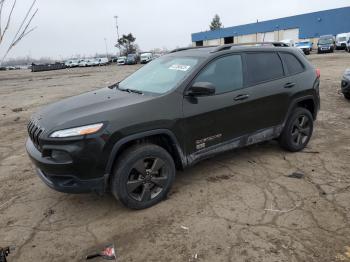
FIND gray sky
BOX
[1,0,350,60]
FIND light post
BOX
[104,38,109,59]
[114,16,120,56]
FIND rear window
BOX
[246,52,284,85]
[280,53,304,75]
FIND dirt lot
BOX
[1,53,350,262]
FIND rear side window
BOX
[280,53,304,75]
[195,55,243,94]
[246,52,284,85]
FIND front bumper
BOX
[318,46,333,53]
[26,138,106,194]
[341,78,350,94]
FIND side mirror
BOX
[187,82,216,96]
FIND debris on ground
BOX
[14,117,20,122]
[264,203,300,213]
[287,172,304,179]
[11,107,23,113]
[0,246,15,262]
[43,208,55,218]
[86,244,116,260]
[180,225,189,231]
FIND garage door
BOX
[239,34,257,43]
[259,32,275,42]
[282,28,299,41]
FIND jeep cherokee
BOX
[26,43,321,209]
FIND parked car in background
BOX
[117,56,126,65]
[341,69,350,100]
[126,54,138,65]
[86,59,100,67]
[295,40,313,55]
[317,35,335,53]
[65,59,80,68]
[280,39,295,47]
[140,52,153,64]
[97,57,109,66]
[79,59,90,67]
[336,33,350,50]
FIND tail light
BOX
[316,69,321,78]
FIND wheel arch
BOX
[105,129,187,180]
[285,95,318,124]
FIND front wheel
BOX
[111,144,176,209]
[279,107,314,152]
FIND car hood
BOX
[32,87,153,133]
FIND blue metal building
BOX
[191,7,350,45]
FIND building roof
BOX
[192,6,350,42]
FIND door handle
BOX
[284,82,296,88]
[234,94,250,101]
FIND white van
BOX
[336,33,350,50]
[140,53,153,64]
[98,57,109,66]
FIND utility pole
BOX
[114,16,120,56]
[104,38,109,58]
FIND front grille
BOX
[27,119,44,151]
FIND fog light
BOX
[51,150,72,163]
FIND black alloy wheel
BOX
[111,144,175,209]
[290,115,311,147]
[127,157,168,202]
[279,107,314,152]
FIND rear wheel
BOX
[279,107,314,152]
[111,144,175,209]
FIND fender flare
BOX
[105,129,187,175]
[283,95,317,125]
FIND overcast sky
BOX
[1,0,349,60]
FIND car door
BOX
[240,52,290,134]
[182,54,250,155]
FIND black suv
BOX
[26,43,320,209]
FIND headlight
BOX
[50,123,104,138]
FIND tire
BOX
[111,144,176,209]
[344,93,350,100]
[279,107,314,152]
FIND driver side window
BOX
[195,55,243,94]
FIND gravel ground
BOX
[0,52,350,262]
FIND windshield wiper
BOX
[109,82,143,94]
[108,82,120,89]
[118,87,143,95]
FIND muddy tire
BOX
[111,144,175,209]
[279,107,314,152]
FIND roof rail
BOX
[170,45,217,53]
[210,42,289,53]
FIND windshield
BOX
[319,38,333,45]
[119,56,200,94]
[296,42,310,46]
[337,37,347,42]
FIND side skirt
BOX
[187,125,284,166]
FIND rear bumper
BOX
[26,138,106,194]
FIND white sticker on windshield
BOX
[168,64,191,71]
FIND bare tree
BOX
[0,0,38,65]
